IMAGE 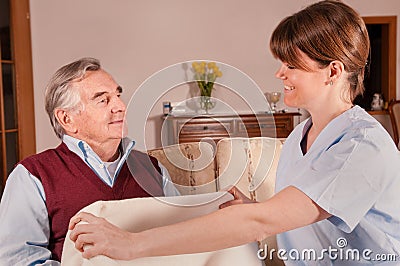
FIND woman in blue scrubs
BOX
[69,1,400,264]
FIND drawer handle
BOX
[244,124,259,129]
[203,126,209,130]
[260,124,274,129]
[245,124,273,129]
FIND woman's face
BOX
[275,51,330,111]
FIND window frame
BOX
[0,0,36,186]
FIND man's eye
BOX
[99,98,108,104]
[287,65,295,69]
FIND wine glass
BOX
[265,92,281,113]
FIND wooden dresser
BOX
[162,112,301,145]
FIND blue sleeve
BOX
[294,129,399,233]
[0,164,60,265]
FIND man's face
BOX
[70,70,126,145]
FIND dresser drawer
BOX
[237,117,276,137]
[177,118,233,143]
[163,112,301,145]
[273,116,294,138]
[179,121,232,135]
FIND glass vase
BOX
[199,96,216,114]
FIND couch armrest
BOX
[215,137,282,201]
[215,137,284,266]
[148,142,218,195]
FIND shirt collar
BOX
[62,135,136,163]
[302,118,313,139]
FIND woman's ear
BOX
[54,109,78,134]
[327,60,345,85]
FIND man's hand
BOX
[68,212,136,260]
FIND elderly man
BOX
[0,57,179,265]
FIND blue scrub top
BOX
[275,106,400,265]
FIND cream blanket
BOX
[61,192,262,266]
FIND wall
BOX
[29,0,400,151]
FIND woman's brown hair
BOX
[270,0,369,102]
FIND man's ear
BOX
[327,60,345,85]
[54,109,78,134]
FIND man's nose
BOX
[111,96,126,113]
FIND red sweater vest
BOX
[20,142,164,262]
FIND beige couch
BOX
[148,137,284,266]
[62,192,263,266]
[62,137,284,266]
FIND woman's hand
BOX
[219,186,257,209]
[68,212,137,260]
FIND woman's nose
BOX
[275,64,286,79]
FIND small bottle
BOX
[163,101,171,115]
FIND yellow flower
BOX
[191,61,222,97]
[192,62,199,70]
[207,62,216,69]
